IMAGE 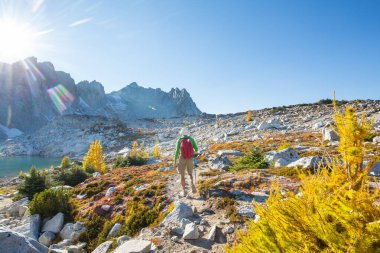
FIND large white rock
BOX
[42,212,64,233]
[312,121,325,130]
[59,222,86,241]
[92,240,113,253]
[257,119,282,130]
[265,148,300,167]
[2,197,29,217]
[373,136,380,143]
[107,223,121,239]
[19,205,29,217]
[209,156,232,171]
[105,187,117,196]
[114,240,152,253]
[217,150,244,156]
[0,227,48,253]
[162,201,194,226]
[183,223,199,240]
[39,231,55,246]
[29,214,41,241]
[207,225,217,241]
[287,156,324,169]
[322,127,340,142]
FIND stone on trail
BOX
[183,223,200,240]
[373,136,380,143]
[42,212,64,233]
[91,240,113,253]
[114,239,152,253]
[0,227,48,253]
[162,201,194,226]
[171,226,184,236]
[207,225,217,241]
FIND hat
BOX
[180,127,189,136]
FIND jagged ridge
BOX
[0,57,202,134]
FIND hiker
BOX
[174,128,198,197]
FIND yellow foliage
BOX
[152,139,160,158]
[60,156,71,169]
[139,141,149,158]
[246,111,253,122]
[131,141,138,157]
[228,98,380,253]
[333,100,373,179]
[83,140,106,173]
[277,142,291,150]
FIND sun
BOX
[0,20,37,63]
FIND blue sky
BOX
[1,0,379,114]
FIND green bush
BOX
[56,165,89,186]
[231,148,269,171]
[79,181,107,197]
[114,155,148,168]
[18,167,47,200]
[364,133,376,142]
[123,200,161,236]
[29,188,73,221]
[79,214,107,252]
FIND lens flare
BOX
[47,84,74,113]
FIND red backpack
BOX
[180,138,194,159]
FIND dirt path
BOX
[161,168,231,253]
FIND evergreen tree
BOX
[18,167,47,200]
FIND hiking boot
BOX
[191,184,197,194]
[181,190,187,197]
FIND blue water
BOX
[0,156,61,177]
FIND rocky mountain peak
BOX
[0,58,202,134]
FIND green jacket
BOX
[174,135,198,162]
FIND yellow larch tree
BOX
[152,139,160,158]
[83,140,106,173]
[246,111,253,122]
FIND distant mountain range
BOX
[0,57,201,134]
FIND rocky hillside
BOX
[0,57,201,137]
[0,99,379,252]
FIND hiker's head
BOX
[180,127,189,136]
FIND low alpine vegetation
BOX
[230,148,269,171]
[29,188,74,221]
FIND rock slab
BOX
[114,239,152,253]
[0,227,48,253]
[42,212,64,233]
